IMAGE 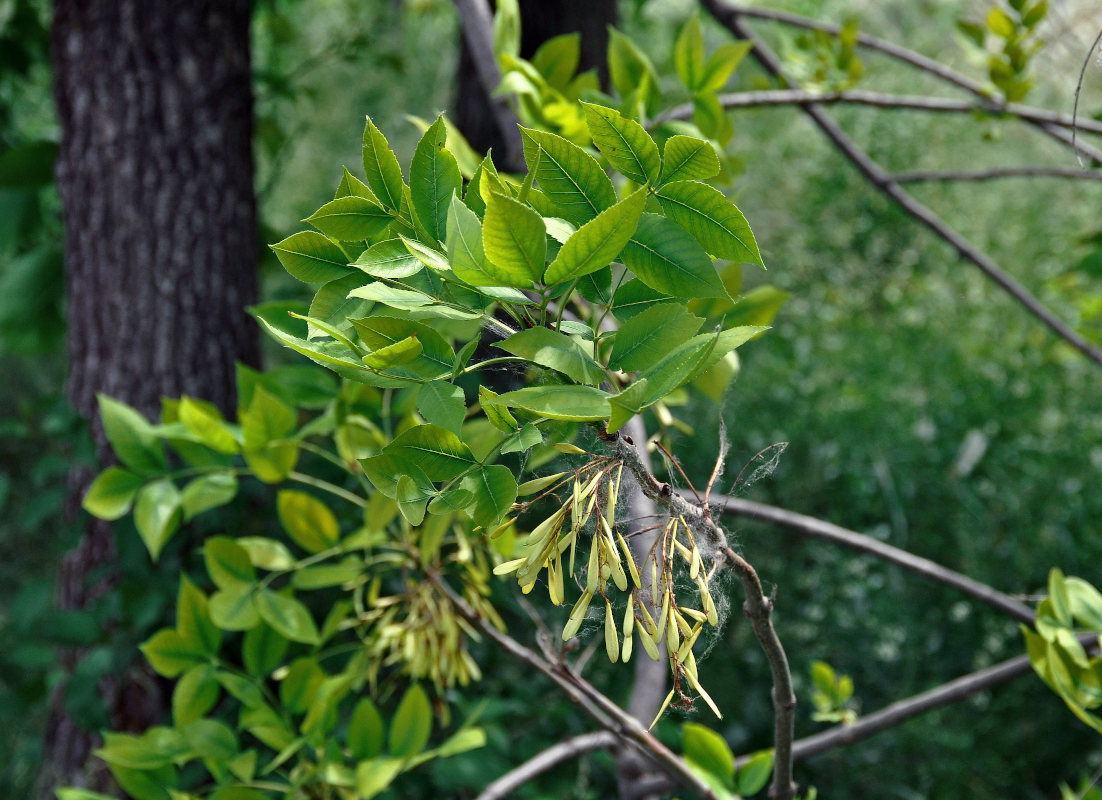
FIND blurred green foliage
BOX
[3,0,1102,797]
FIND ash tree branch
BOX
[451,0,525,170]
[764,631,1098,765]
[609,432,798,800]
[429,573,721,800]
[699,0,1102,370]
[891,166,1102,183]
[475,731,618,800]
[705,493,1035,624]
[660,89,1102,136]
[710,3,1102,165]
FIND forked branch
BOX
[700,0,1102,370]
[611,431,798,800]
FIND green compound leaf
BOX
[483,191,546,287]
[544,186,646,285]
[351,316,455,380]
[255,590,319,645]
[674,13,706,92]
[396,473,432,526]
[305,195,392,241]
[494,326,605,386]
[83,467,146,520]
[134,479,182,562]
[609,302,704,373]
[622,213,728,299]
[417,380,467,434]
[659,135,721,185]
[682,722,736,789]
[462,464,518,527]
[582,102,661,185]
[410,116,462,244]
[655,181,763,266]
[447,194,498,287]
[204,536,256,591]
[519,127,616,225]
[362,116,405,213]
[270,231,353,284]
[484,385,612,421]
[389,684,433,757]
[353,238,424,279]
[98,395,165,475]
[382,423,476,481]
[349,697,387,760]
[277,490,340,554]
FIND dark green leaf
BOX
[0,140,58,187]
[382,424,476,481]
[519,127,616,225]
[622,213,728,299]
[485,385,612,421]
[682,722,735,788]
[609,303,704,372]
[410,117,462,243]
[461,465,518,526]
[180,471,238,520]
[656,181,763,265]
[353,238,424,279]
[495,327,606,385]
[611,278,673,321]
[417,380,467,434]
[204,536,256,590]
[83,467,145,520]
[544,187,646,284]
[243,622,289,677]
[98,395,165,475]
[278,490,340,553]
[349,697,387,760]
[659,135,721,185]
[306,195,392,241]
[389,684,433,757]
[362,116,405,212]
[447,194,497,287]
[255,590,319,645]
[270,231,353,284]
[483,191,546,287]
[177,575,221,655]
[134,480,182,561]
[582,102,661,185]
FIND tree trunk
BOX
[42,1,258,794]
[453,0,618,158]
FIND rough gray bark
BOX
[453,0,618,159]
[42,1,258,794]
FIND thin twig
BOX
[612,433,797,800]
[450,0,525,170]
[713,2,1102,165]
[705,493,1035,624]
[659,89,1102,135]
[771,633,1098,764]
[429,572,721,799]
[475,731,618,800]
[700,0,1102,370]
[1072,27,1102,165]
[891,165,1102,183]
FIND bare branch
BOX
[892,166,1102,183]
[450,0,524,170]
[771,632,1098,764]
[476,731,618,800]
[700,0,1102,370]
[428,572,721,800]
[705,493,1035,624]
[1070,26,1102,165]
[659,89,1102,136]
[611,432,797,800]
[711,2,1102,165]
